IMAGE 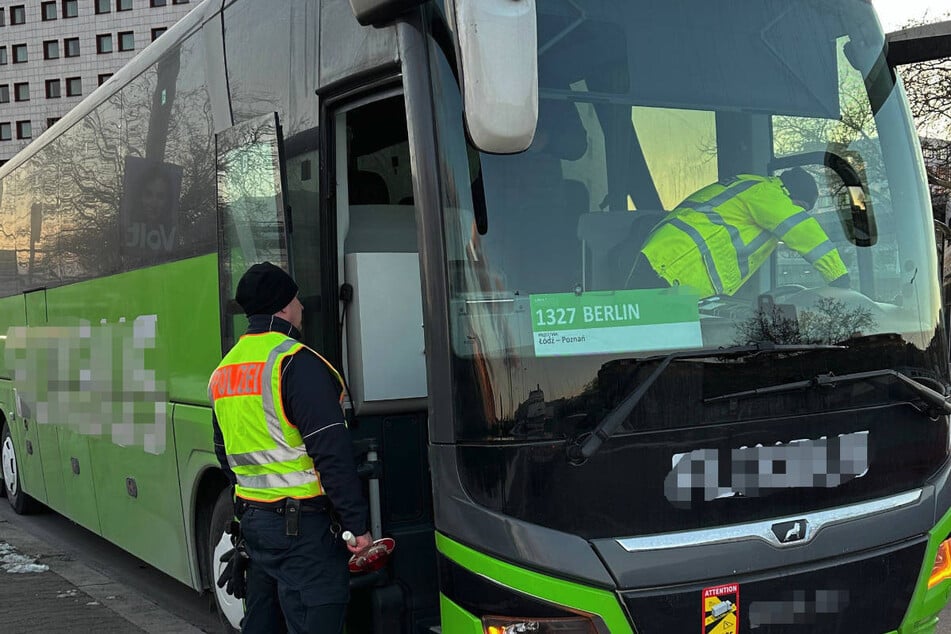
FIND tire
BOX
[209,487,244,632]
[1,424,38,514]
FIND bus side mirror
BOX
[936,219,951,292]
[845,185,877,247]
[447,0,538,154]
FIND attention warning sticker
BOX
[702,583,739,634]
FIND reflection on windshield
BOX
[430,0,946,440]
[735,295,876,345]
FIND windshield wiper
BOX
[566,342,846,465]
[704,368,951,415]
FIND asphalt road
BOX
[3,501,951,633]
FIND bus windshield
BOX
[432,0,946,444]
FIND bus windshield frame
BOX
[422,0,949,541]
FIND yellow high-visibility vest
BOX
[640,175,848,297]
[208,332,345,503]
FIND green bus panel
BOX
[173,402,221,588]
[436,532,633,633]
[0,295,25,380]
[58,428,102,533]
[41,254,221,407]
[17,291,49,507]
[0,378,51,510]
[90,420,190,583]
[8,412,47,507]
[0,255,221,585]
[31,255,221,583]
[36,422,65,512]
[899,503,951,633]
[439,594,483,634]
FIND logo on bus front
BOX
[771,519,809,544]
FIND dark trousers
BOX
[627,256,668,290]
[240,507,350,634]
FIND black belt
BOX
[238,497,329,515]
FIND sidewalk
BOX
[0,512,205,633]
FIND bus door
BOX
[325,90,438,631]
[24,287,101,533]
[15,289,58,511]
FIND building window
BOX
[10,5,26,25]
[98,73,113,86]
[64,37,80,57]
[172,0,189,4]
[12,44,27,64]
[47,117,60,129]
[117,0,132,11]
[43,40,59,59]
[66,77,82,97]
[0,123,11,142]
[42,1,57,21]
[0,9,5,27]
[151,0,167,6]
[0,47,6,65]
[151,27,167,41]
[16,121,32,140]
[118,31,134,52]
[96,34,113,54]
[0,85,8,103]
[14,83,29,102]
[45,79,61,99]
[95,0,110,14]
[61,0,77,18]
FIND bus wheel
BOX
[2,424,37,514]
[209,487,244,632]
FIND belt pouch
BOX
[285,498,301,536]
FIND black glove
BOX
[217,541,250,599]
[217,524,250,599]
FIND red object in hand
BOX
[348,537,395,574]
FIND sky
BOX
[872,0,950,31]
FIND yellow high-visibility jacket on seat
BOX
[640,174,848,297]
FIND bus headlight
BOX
[928,537,951,588]
[482,615,599,633]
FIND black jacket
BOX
[213,315,369,535]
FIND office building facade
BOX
[0,0,194,165]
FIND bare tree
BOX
[735,297,875,346]
[893,13,951,216]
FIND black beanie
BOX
[235,262,299,316]
[779,167,819,210]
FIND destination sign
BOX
[529,288,702,356]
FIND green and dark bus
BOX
[2,0,951,632]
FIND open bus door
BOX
[324,88,438,632]
[214,112,292,353]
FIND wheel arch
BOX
[0,407,9,496]
[192,465,231,591]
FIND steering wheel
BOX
[763,284,808,300]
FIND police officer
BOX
[630,167,850,296]
[210,261,371,633]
